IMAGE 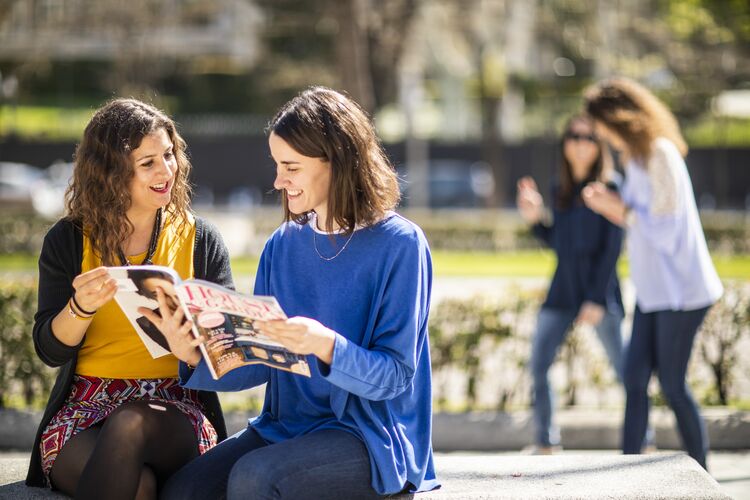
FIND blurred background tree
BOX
[0,0,749,411]
[1,0,750,208]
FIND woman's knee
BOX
[529,343,555,380]
[160,472,196,500]
[530,359,550,383]
[100,401,158,444]
[227,452,277,499]
[107,400,153,425]
[658,376,690,405]
[622,357,651,394]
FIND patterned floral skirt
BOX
[40,374,217,484]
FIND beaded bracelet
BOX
[68,298,94,321]
[71,293,97,316]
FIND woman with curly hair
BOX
[25,98,232,499]
[582,77,722,469]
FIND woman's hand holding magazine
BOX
[108,265,312,379]
[137,287,204,367]
[254,317,335,365]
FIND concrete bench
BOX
[1,453,730,499]
[4,408,749,453]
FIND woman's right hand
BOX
[138,288,203,366]
[516,176,544,224]
[51,267,118,347]
[575,301,605,327]
[582,182,627,225]
[72,266,118,314]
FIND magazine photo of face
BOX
[108,264,308,378]
[127,270,184,354]
[133,273,181,312]
[108,267,185,358]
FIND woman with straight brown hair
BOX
[156,86,439,499]
[583,77,722,469]
[25,98,231,499]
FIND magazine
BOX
[107,265,311,379]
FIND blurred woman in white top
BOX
[581,77,722,470]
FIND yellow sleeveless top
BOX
[75,213,196,379]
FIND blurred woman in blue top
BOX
[518,114,625,454]
[582,77,722,469]
[158,86,438,499]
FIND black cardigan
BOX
[26,216,232,487]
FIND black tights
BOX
[49,400,199,500]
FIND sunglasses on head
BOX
[564,132,597,143]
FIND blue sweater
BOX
[181,212,438,495]
[532,182,624,315]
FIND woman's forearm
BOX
[584,183,628,227]
[50,302,92,347]
[605,200,628,227]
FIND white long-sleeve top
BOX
[621,137,723,313]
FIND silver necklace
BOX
[313,230,355,261]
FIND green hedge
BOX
[0,279,55,408]
[1,277,748,410]
[0,211,51,255]
[429,282,750,411]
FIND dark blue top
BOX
[181,212,438,495]
[532,181,624,315]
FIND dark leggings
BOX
[622,305,710,469]
[49,400,199,500]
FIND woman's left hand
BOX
[575,301,605,327]
[254,317,336,365]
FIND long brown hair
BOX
[65,98,192,265]
[557,115,606,209]
[584,77,687,163]
[268,86,400,234]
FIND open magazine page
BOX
[179,280,311,379]
[108,265,186,358]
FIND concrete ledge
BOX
[431,408,750,451]
[399,454,731,499]
[5,408,750,451]
[0,453,730,499]
[0,409,41,451]
[4,408,748,452]
[0,455,65,499]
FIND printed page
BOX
[108,265,186,358]
[180,280,311,379]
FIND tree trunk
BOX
[331,0,375,112]
[476,52,505,207]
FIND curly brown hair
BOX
[65,98,192,265]
[584,77,687,163]
[267,86,400,234]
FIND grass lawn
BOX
[0,254,40,270]
[3,251,749,279]
[1,105,94,140]
[429,251,750,279]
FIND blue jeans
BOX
[530,307,624,447]
[160,426,384,500]
[622,305,710,469]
